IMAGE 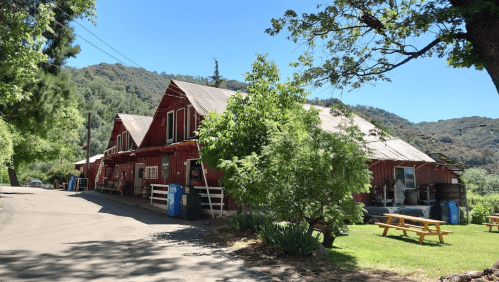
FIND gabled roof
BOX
[74,154,104,165]
[305,104,436,163]
[116,113,153,146]
[149,81,435,163]
[172,80,240,115]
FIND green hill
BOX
[68,64,498,173]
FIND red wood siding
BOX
[354,160,460,204]
[177,108,185,142]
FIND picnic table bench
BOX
[375,213,453,243]
[483,216,499,232]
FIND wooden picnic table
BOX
[375,213,453,243]
[483,216,499,232]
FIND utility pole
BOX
[86,113,91,178]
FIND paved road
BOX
[0,186,268,282]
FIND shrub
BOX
[471,203,490,224]
[257,222,320,255]
[46,163,80,184]
[227,213,271,231]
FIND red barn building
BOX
[73,154,103,190]
[91,80,465,218]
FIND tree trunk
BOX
[8,167,20,187]
[322,224,336,248]
[457,0,499,94]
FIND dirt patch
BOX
[204,225,422,282]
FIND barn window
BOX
[145,166,158,179]
[122,132,127,151]
[166,110,175,144]
[117,135,122,152]
[187,105,197,138]
[395,167,416,189]
[127,131,133,151]
[114,165,119,177]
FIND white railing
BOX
[149,184,225,218]
[104,146,117,156]
[194,186,224,217]
[150,184,169,205]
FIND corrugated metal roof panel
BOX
[73,154,104,165]
[172,80,239,115]
[164,84,434,163]
[305,104,435,163]
[118,113,153,146]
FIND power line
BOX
[49,2,143,69]
[51,18,130,67]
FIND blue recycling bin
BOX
[447,201,459,224]
[167,184,183,217]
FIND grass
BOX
[321,224,498,279]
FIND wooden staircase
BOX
[94,160,105,190]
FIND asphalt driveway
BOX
[0,186,269,281]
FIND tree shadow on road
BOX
[0,237,270,281]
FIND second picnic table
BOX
[375,213,453,243]
[483,215,499,232]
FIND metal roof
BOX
[164,82,435,163]
[430,153,468,171]
[74,154,104,165]
[304,104,436,163]
[117,113,153,146]
[172,80,240,115]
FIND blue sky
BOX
[66,0,499,124]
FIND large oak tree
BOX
[266,0,499,93]
[0,0,96,186]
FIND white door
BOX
[134,163,145,195]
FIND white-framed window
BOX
[176,108,185,142]
[166,110,175,144]
[187,105,197,138]
[114,165,119,177]
[122,132,127,150]
[117,135,122,152]
[126,131,133,151]
[145,166,158,179]
[394,167,416,189]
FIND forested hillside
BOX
[309,98,499,173]
[68,63,248,159]
[67,63,498,173]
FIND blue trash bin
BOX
[167,184,183,217]
[447,201,459,224]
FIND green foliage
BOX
[0,118,13,166]
[0,1,52,104]
[18,170,47,185]
[227,213,271,231]
[46,162,80,183]
[257,222,320,255]
[470,202,489,224]
[266,1,499,92]
[0,168,9,185]
[199,55,371,248]
[199,54,309,209]
[462,168,499,196]
[1,71,83,169]
[467,191,499,214]
[209,58,224,88]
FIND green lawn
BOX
[324,224,498,279]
